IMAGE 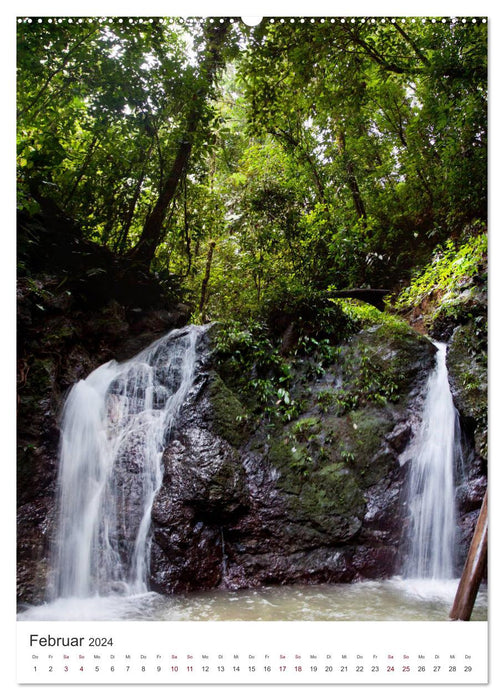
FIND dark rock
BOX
[386,422,412,453]
[351,545,398,580]
[443,316,488,576]
[456,510,482,573]
[457,475,487,514]
[147,321,437,594]
[222,547,358,588]
[18,283,468,604]
[447,322,487,459]
[361,474,404,544]
[17,497,55,605]
[149,427,249,592]
[16,210,199,605]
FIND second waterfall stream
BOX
[404,341,462,581]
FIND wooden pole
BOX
[450,490,488,621]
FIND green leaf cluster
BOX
[17,17,487,329]
[395,229,487,310]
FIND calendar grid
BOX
[17,620,488,684]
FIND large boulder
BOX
[148,321,437,592]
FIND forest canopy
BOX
[17,16,487,322]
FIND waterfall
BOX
[405,341,462,580]
[48,325,204,600]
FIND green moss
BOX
[294,463,365,539]
[312,465,364,510]
[206,372,249,448]
[320,409,396,488]
[269,436,312,472]
[267,417,367,539]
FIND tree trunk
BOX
[128,20,230,270]
[63,134,100,210]
[182,175,192,276]
[271,127,327,204]
[336,130,367,221]
[115,140,154,253]
[199,240,216,316]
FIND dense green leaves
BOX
[17,17,487,322]
[236,18,486,287]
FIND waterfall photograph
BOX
[16,15,487,625]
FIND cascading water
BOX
[405,341,462,580]
[48,325,204,601]
[19,329,487,623]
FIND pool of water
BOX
[18,577,487,622]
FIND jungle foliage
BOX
[17,16,487,325]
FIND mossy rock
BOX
[346,409,397,487]
[301,463,365,519]
[290,416,322,441]
[205,372,249,448]
[287,462,365,542]
[267,424,365,542]
[317,409,396,488]
[267,436,313,493]
[346,324,435,396]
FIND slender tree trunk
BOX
[415,165,434,206]
[336,130,367,221]
[129,125,196,266]
[182,175,192,276]
[63,134,100,210]
[271,128,327,204]
[114,140,154,253]
[199,240,216,316]
[392,22,431,68]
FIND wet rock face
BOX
[150,428,249,592]
[447,321,487,460]
[445,319,487,574]
[148,323,437,593]
[16,258,191,605]
[19,307,468,603]
[17,498,55,605]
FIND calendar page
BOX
[12,0,493,693]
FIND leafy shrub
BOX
[214,320,302,422]
[260,281,358,344]
[395,229,487,312]
[393,227,487,343]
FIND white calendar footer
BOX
[17,620,488,684]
